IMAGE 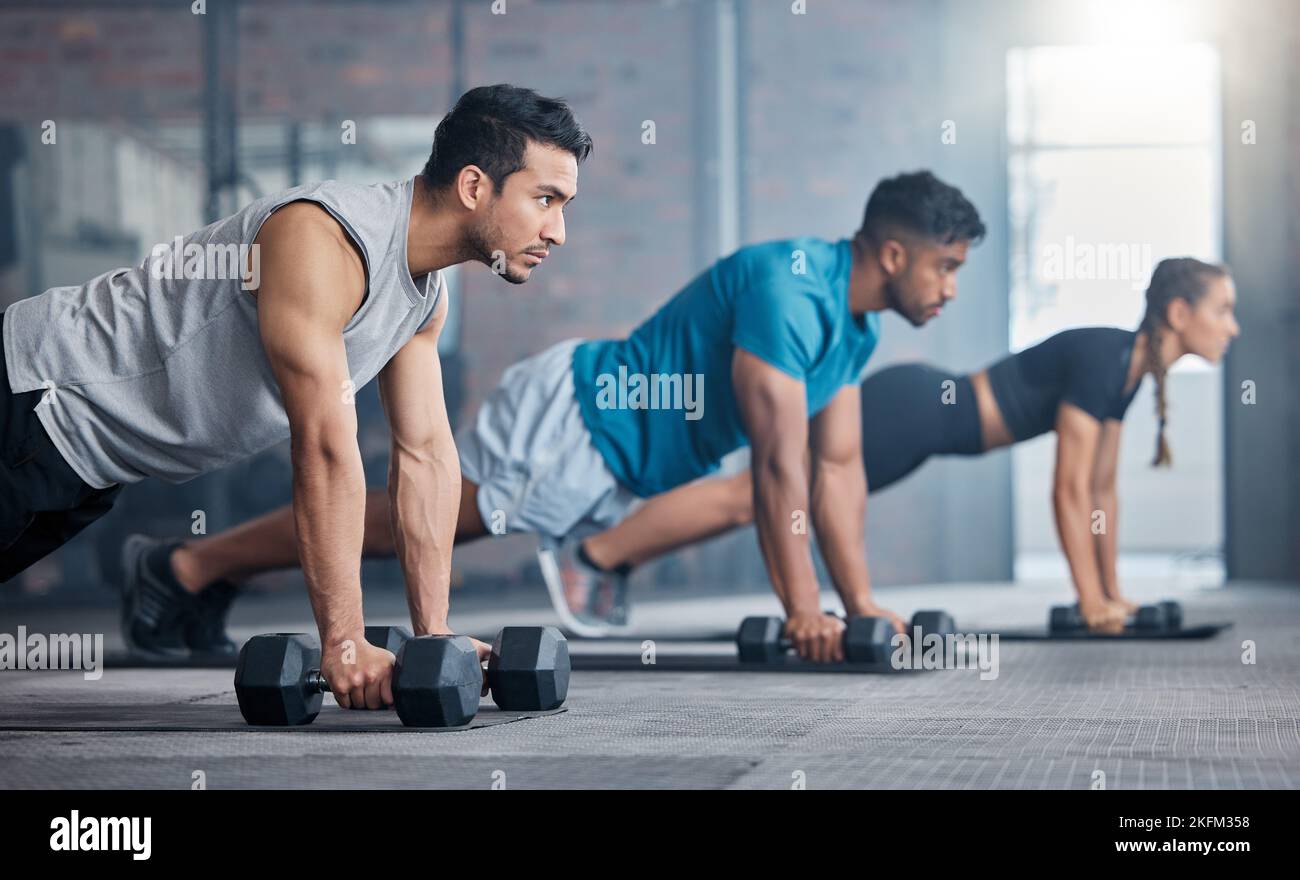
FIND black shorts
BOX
[0,310,122,583]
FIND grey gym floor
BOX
[1,578,1297,789]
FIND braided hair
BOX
[1139,257,1230,467]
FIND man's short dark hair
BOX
[859,171,986,246]
[421,84,593,192]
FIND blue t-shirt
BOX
[572,237,881,497]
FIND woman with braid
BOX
[560,257,1239,633]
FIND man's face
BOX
[465,142,577,284]
[883,238,970,327]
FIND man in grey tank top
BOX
[0,84,590,710]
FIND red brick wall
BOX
[743,0,941,243]
[0,4,454,121]
[455,0,699,408]
[0,9,202,119]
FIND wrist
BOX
[411,607,451,636]
[787,594,823,619]
[840,590,877,617]
[320,626,365,651]
[1076,586,1107,607]
[845,600,879,618]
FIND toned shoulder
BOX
[255,200,365,282]
[248,201,366,322]
[257,201,355,256]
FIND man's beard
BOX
[467,218,528,285]
[884,276,926,327]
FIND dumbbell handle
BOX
[771,615,850,651]
[303,665,487,695]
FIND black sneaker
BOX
[184,579,240,657]
[120,535,197,658]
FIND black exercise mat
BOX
[550,631,739,643]
[569,651,921,674]
[0,703,565,733]
[100,632,742,668]
[989,622,1233,641]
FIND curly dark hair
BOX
[859,170,986,246]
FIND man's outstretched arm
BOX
[732,347,845,663]
[255,202,393,709]
[376,287,463,640]
[809,384,902,632]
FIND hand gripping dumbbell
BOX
[1049,600,1183,633]
[737,609,956,665]
[235,626,481,728]
[376,624,570,716]
[736,614,894,664]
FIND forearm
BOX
[1053,485,1107,604]
[293,439,368,650]
[1092,487,1120,597]
[752,455,820,618]
[811,461,875,615]
[389,441,460,636]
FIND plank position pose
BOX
[1,84,592,708]
[121,171,988,663]
[564,256,1240,633]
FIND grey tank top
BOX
[2,178,443,488]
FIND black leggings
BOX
[860,363,984,493]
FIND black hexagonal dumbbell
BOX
[391,634,484,728]
[1135,600,1184,632]
[485,626,570,711]
[234,633,325,726]
[1050,600,1184,633]
[1160,600,1184,629]
[235,627,481,728]
[365,624,412,655]
[234,626,411,726]
[735,614,894,664]
[1049,604,1085,632]
[909,609,956,641]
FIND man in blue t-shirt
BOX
[128,171,985,664]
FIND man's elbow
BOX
[290,420,359,470]
[752,448,804,486]
[813,459,866,500]
[391,437,460,475]
[814,455,862,483]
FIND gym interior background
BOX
[0,0,1296,610]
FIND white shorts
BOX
[457,339,640,544]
